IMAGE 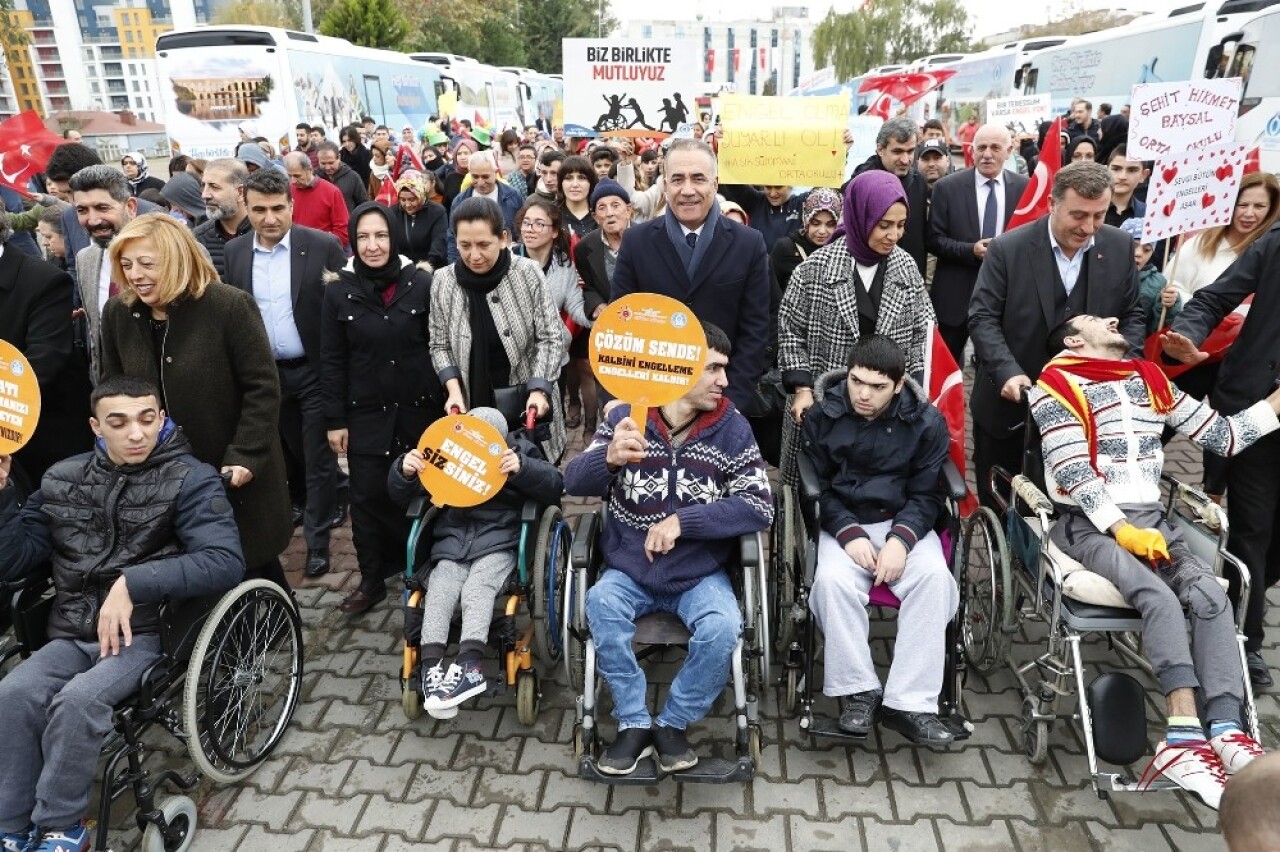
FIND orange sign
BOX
[588,293,706,408]
[0,340,41,455]
[415,414,508,507]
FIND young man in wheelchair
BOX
[564,323,773,775]
[0,375,245,852]
[1030,314,1280,808]
[388,407,563,717]
[801,335,958,746]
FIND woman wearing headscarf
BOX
[1064,135,1098,165]
[440,137,477,210]
[776,171,935,484]
[770,188,842,295]
[321,201,442,614]
[121,152,164,197]
[389,172,448,269]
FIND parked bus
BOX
[1224,5,1280,172]
[498,66,564,130]
[155,26,443,159]
[407,54,524,130]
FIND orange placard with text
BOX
[589,293,705,408]
[0,340,41,455]
[415,414,508,508]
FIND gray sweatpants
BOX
[420,551,516,659]
[0,635,162,831]
[810,525,959,712]
[1051,504,1244,723]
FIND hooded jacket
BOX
[0,423,245,641]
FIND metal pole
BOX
[301,0,314,33]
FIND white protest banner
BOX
[562,39,700,137]
[718,94,850,187]
[985,94,1051,136]
[845,113,882,181]
[1127,78,1243,159]
[1141,142,1247,243]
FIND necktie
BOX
[685,232,697,250]
[981,179,998,240]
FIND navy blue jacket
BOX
[719,185,808,250]
[445,182,524,263]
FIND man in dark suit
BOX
[928,124,1029,363]
[968,162,1145,509]
[0,220,93,491]
[609,138,770,415]
[224,168,346,578]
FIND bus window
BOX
[363,75,385,125]
[1023,67,1038,94]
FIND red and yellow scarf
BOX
[1036,356,1176,475]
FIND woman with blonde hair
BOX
[98,212,292,585]
[1171,171,1280,298]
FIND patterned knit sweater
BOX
[1029,364,1279,532]
[564,398,774,594]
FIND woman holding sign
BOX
[777,171,935,484]
[429,196,567,463]
[321,201,444,615]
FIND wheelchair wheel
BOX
[140,795,196,852]
[770,489,798,656]
[960,507,1011,675]
[516,668,539,725]
[783,666,799,715]
[183,579,303,785]
[532,507,570,671]
[1020,696,1050,765]
[560,565,586,691]
[402,683,423,720]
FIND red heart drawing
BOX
[1201,192,1215,208]
[1164,199,1176,216]
[1216,164,1234,181]
[1162,165,1178,183]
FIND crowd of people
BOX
[0,99,1278,849]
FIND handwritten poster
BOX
[1127,78,1243,159]
[718,94,850,187]
[1141,142,1247,243]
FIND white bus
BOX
[1223,6,1280,172]
[154,26,444,159]
[407,54,524,131]
[498,66,564,130]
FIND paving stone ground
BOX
[91,392,1278,851]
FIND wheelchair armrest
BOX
[571,511,601,571]
[1011,474,1054,515]
[521,500,541,524]
[941,459,968,501]
[1161,474,1224,530]
[797,453,822,503]
[739,531,762,570]
[406,495,427,520]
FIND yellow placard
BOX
[415,414,508,508]
[552,99,564,130]
[589,293,706,409]
[717,94,850,188]
[0,340,40,455]
[438,90,458,119]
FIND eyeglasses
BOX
[521,220,552,232]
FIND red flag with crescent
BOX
[0,111,65,194]
[1007,117,1063,230]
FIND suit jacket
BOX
[927,168,1029,327]
[610,212,771,415]
[222,225,347,370]
[968,217,1146,434]
[573,227,613,317]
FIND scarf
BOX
[451,138,477,175]
[124,151,149,191]
[349,203,405,293]
[370,160,390,180]
[841,170,908,266]
[455,248,513,408]
[1036,355,1176,476]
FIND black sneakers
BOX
[838,690,883,736]
[880,706,955,747]
[1247,651,1273,690]
[653,725,698,773]
[598,727,653,775]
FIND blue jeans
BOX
[586,568,740,731]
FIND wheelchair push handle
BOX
[525,406,537,431]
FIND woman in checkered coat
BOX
[777,171,935,484]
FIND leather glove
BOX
[1114,523,1171,568]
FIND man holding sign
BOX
[566,324,773,775]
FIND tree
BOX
[1016,9,1140,38]
[521,0,617,73]
[812,0,974,81]
[213,0,302,29]
[319,0,407,50]
[406,0,524,67]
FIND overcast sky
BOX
[618,0,1170,43]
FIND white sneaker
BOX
[1140,740,1229,810]
[1210,730,1265,775]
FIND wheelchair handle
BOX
[525,406,537,431]
[1011,473,1053,514]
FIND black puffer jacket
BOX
[0,425,245,641]
[193,216,252,281]
[388,202,448,269]
[801,371,948,552]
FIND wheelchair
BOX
[565,506,770,784]
[960,403,1260,799]
[780,370,973,742]
[397,407,573,726]
[2,573,304,851]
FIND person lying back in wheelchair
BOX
[388,407,563,718]
[801,335,958,746]
[0,375,245,852]
[564,323,773,775]
[1030,314,1280,809]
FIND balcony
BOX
[38,64,64,80]
[45,82,67,95]
[30,34,55,45]
[107,83,127,93]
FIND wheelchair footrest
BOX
[579,755,753,785]
[943,711,974,742]
[805,716,870,742]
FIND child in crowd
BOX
[1121,217,1181,334]
[387,407,563,718]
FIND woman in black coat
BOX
[388,172,448,269]
[322,202,444,614]
[770,187,842,296]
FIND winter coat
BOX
[321,163,369,213]
[512,244,588,361]
[193,216,253,281]
[445,183,525,263]
[388,202,449,269]
[1138,263,1180,335]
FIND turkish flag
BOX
[758,47,767,70]
[731,48,741,72]
[1007,117,1063,230]
[393,143,423,180]
[0,111,65,194]
[865,92,894,120]
[473,110,488,129]
[1244,146,1261,175]
[923,322,976,517]
[1143,297,1251,379]
[705,49,716,75]
[374,175,396,207]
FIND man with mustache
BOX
[70,166,137,385]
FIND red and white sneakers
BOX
[1209,730,1266,775]
[1140,740,1229,810]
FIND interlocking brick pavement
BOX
[89,397,1277,851]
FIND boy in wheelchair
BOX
[801,335,958,746]
[564,323,773,775]
[0,376,245,852]
[388,406,562,718]
[1030,314,1280,808]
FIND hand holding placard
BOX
[415,414,509,508]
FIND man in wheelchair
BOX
[0,376,245,852]
[801,335,958,746]
[388,406,563,718]
[1030,314,1280,808]
[564,323,773,776]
